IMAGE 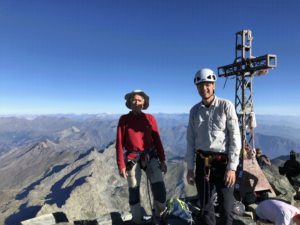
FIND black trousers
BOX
[195,154,234,225]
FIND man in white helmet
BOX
[185,68,241,225]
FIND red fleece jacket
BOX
[115,112,166,171]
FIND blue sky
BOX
[0,0,299,115]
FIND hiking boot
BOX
[154,216,170,225]
[141,215,152,224]
[130,215,152,225]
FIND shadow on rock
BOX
[5,203,41,225]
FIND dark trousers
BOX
[195,154,234,225]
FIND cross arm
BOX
[218,54,277,77]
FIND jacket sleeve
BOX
[186,108,196,171]
[115,116,126,171]
[225,101,241,171]
[150,115,166,162]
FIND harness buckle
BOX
[204,156,212,167]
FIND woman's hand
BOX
[160,161,168,174]
[119,168,128,179]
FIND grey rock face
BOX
[262,165,296,203]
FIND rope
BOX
[145,160,154,219]
[201,157,211,217]
[199,153,212,217]
[223,77,228,89]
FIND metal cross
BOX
[218,30,277,199]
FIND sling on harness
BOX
[197,151,213,218]
[196,151,227,224]
[125,148,157,171]
[197,151,227,183]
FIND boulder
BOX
[262,166,296,203]
[21,212,68,225]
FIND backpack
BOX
[166,197,193,224]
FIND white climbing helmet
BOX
[194,68,217,85]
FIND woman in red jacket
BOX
[115,90,168,225]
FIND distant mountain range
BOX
[1,114,299,158]
[0,115,118,156]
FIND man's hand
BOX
[224,170,236,187]
[160,161,167,174]
[186,169,195,185]
[119,168,128,179]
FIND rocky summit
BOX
[2,142,300,225]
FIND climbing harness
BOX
[196,151,227,218]
[197,151,227,182]
[125,148,158,219]
[125,148,156,171]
